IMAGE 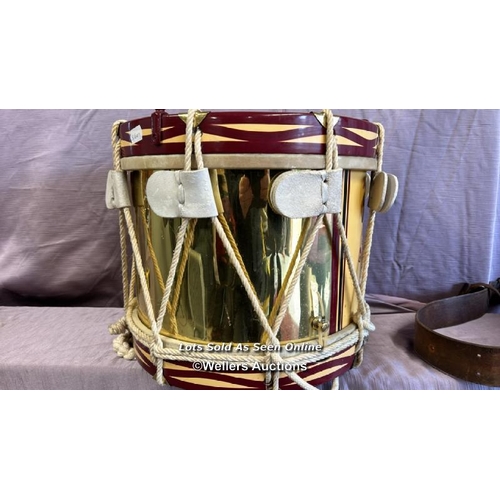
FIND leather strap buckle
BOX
[488,278,500,306]
[460,279,500,306]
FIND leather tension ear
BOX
[368,172,398,213]
[380,173,399,213]
[269,169,343,218]
[106,171,132,210]
[146,170,218,219]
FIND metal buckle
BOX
[489,278,500,305]
[460,279,500,306]
[178,110,209,129]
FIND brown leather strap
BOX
[415,280,500,387]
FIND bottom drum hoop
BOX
[126,302,361,390]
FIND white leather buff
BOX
[269,169,343,218]
[146,169,218,219]
[368,172,399,214]
[106,171,132,210]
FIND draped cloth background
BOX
[0,110,499,390]
[1,109,498,306]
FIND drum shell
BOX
[116,110,381,389]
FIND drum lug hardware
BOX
[312,316,330,347]
[312,316,330,334]
[178,110,209,129]
[151,109,168,146]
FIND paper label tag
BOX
[129,125,143,144]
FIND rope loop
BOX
[323,109,339,172]
[353,308,375,336]
[109,316,128,336]
[111,120,126,172]
[185,109,205,171]
[374,122,385,173]
[113,333,136,360]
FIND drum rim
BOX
[119,110,380,159]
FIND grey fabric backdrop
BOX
[1,109,499,306]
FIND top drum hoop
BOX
[118,110,380,172]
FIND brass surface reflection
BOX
[134,169,336,344]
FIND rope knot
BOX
[149,341,167,386]
[352,307,374,366]
[112,333,136,360]
[353,307,375,335]
[109,317,129,336]
[149,337,165,359]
